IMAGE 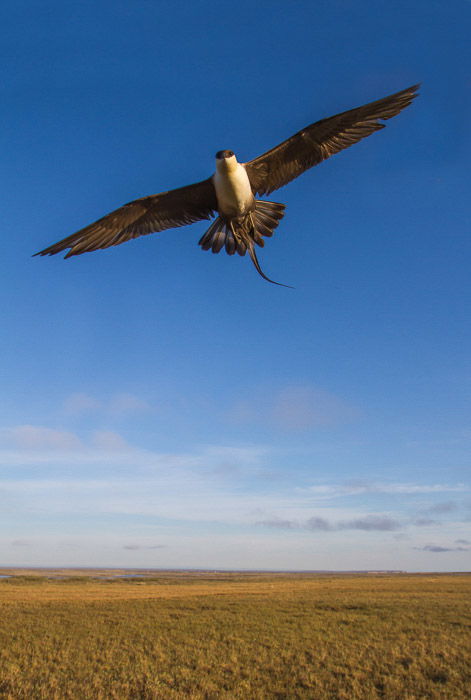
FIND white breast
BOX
[213,163,254,218]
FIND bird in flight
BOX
[35,84,419,286]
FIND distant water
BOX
[0,572,223,580]
[0,573,148,580]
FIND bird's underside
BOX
[35,84,419,285]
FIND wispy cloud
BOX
[0,431,276,524]
[63,393,102,415]
[1,419,468,571]
[123,544,166,551]
[414,518,441,526]
[63,392,151,417]
[338,516,401,531]
[414,544,470,553]
[271,386,360,430]
[305,516,332,531]
[256,518,298,530]
[91,430,130,451]
[305,482,468,499]
[0,424,267,474]
[229,385,360,432]
[1,425,82,451]
[427,501,459,514]
[258,514,402,532]
[108,394,152,417]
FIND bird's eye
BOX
[215,150,234,159]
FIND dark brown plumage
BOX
[36,179,217,258]
[245,84,419,196]
[35,84,419,283]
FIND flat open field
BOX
[0,571,470,699]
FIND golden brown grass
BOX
[0,572,470,699]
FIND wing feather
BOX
[245,85,419,196]
[35,177,217,257]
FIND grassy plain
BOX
[0,570,470,699]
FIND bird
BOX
[35,84,419,286]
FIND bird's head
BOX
[215,150,238,172]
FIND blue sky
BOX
[1,0,470,571]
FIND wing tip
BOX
[33,248,54,257]
[404,83,421,100]
[33,246,69,258]
[402,83,420,93]
[389,82,421,103]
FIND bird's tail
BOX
[198,200,291,287]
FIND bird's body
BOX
[35,84,419,285]
[213,152,254,218]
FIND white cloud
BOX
[0,425,82,451]
[413,543,470,553]
[64,393,102,415]
[0,430,268,481]
[1,424,468,541]
[108,393,151,416]
[0,464,392,529]
[229,384,360,431]
[2,530,466,571]
[338,515,401,531]
[271,386,360,430]
[258,514,403,532]
[305,482,468,499]
[63,392,151,417]
[92,430,129,451]
[1,416,469,571]
[427,501,459,514]
[123,544,166,550]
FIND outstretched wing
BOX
[35,177,217,258]
[245,84,419,196]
